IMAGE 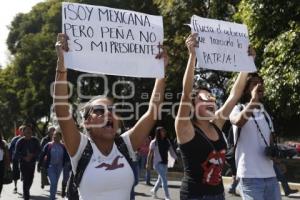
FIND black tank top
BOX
[179,123,227,199]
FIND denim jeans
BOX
[130,161,139,200]
[48,164,63,200]
[20,161,35,200]
[138,155,151,183]
[239,177,281,200]
[153,163,170,198]
[62,161,71,187]
[229,177,239,193]
[273,163,290,194]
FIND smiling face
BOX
[84,98,119,141]
[194,89,217,120]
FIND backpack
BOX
[225,104,243,175]
[66,136,135,200]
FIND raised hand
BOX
[185,33,198,56]
[251,83,261,103]
[156,45,169,70]
[248,46,256,60]
[55,33,69,72]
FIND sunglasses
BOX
[197,94,216,103]
[86,105,115,118]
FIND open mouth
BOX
[104,120,114,129]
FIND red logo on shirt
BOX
[95,155,124,170]
[201,149,226,186]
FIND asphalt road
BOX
[1,170,300,199]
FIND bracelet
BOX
[56,69,67,73]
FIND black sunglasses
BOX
[90,105,115,116]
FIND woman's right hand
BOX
[250,84,261,103]
[55,33,69,71]
[185,33,198,56]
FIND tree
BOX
[261,24,300,135]
[235,0,300,136]
[2,0,160,137]
[0,66,21,139]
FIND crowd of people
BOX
[0,124,72,200]
[0,32,298,200]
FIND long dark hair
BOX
[155,126,169,146]
[154,126,170,164]
[155,127,166,141]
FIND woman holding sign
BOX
[54,33,168,200]
[175,33,255,200]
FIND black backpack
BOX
[225,104,243,175]
[66,136,135,200]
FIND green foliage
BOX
[235,0,300,135]
[260,24,300,134]
[235,0,300,65]
[1,0,298,138]
[1,0,160,138]
[0,66,20,137]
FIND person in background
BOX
[61,137,71,198]
[226,127,239,196]
[9,124,25,193]
[138,136,152,185]
[38,129,68,200]
[40,126,55,149]
[146,126,177,200]
[15,124,41,200]
[39,125,55,189]
[131,150,139,200]
[0,131,10,197]
[273,159,298,196]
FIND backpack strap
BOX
[114,136,135,173]
[67,136,134,200]
[66,140,93,200]
[73,140,93,187]
[232,104,244,151]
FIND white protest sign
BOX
[62,2,164,78]
[191,15,256,72]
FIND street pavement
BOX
[1,170,300,199]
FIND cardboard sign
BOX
[191,15,256,72]
[62,2,164,77]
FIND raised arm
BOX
[128,50,167,151]
[230,83,261,127]
[213,47,256,129]
[213,72,248,129]
[175,33,198,144]
[54,33,80,156]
